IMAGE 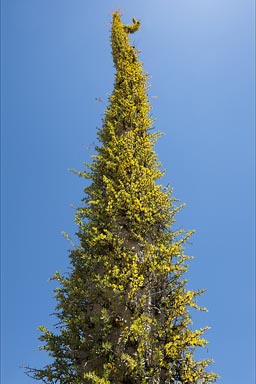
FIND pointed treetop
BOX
[110,12,143,72]
[112,11,141,34]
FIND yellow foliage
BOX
[32,11,218,384]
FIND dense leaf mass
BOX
[26,12,218,384]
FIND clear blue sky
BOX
[1,1,255,383]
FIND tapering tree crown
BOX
[25,12,218,384]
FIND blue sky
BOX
[1,1,255,383]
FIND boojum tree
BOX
[26,12,218,384]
